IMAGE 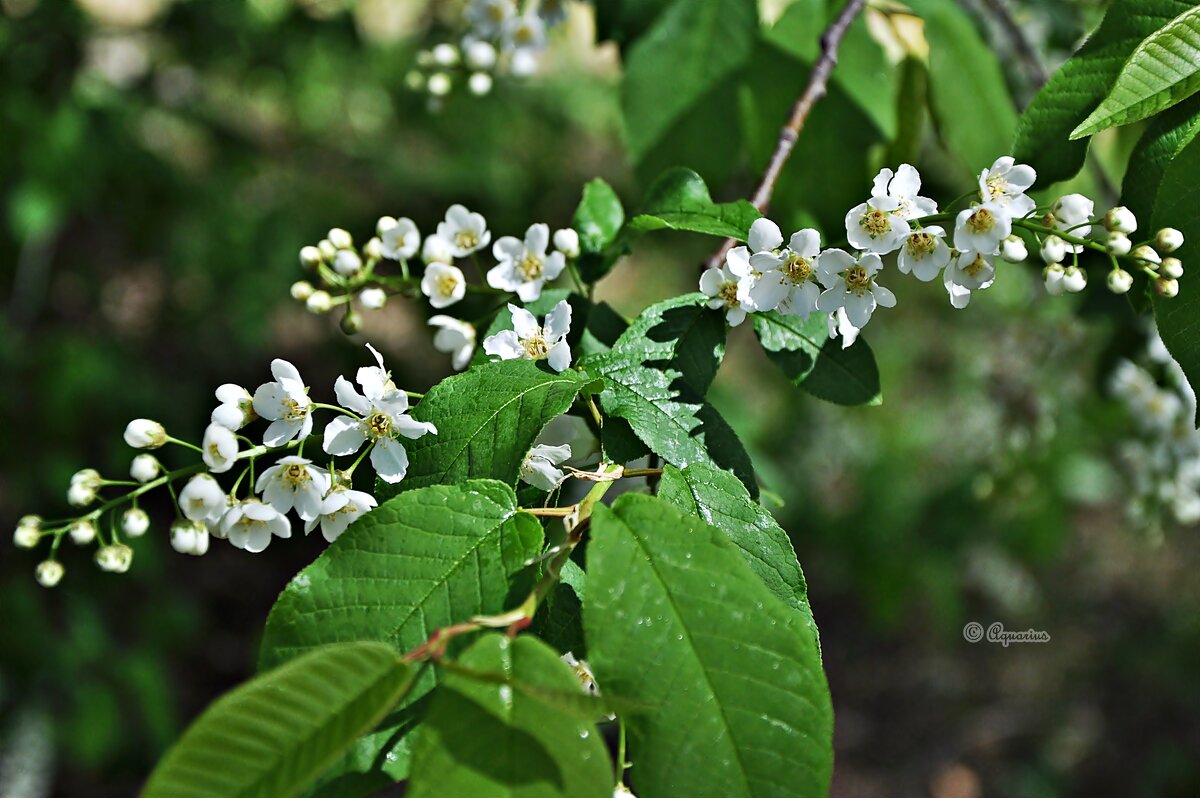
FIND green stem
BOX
[166,436,203,454]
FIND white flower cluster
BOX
[1111,330,1200,528]
[406,0,573,106]
[291,204,581,374]
[16,345,436,587]
[700,157,1186,345]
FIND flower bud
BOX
[317,239,337,261]
[364,236,384,261]
[122,507,150,538]
[1156,227,1184,253]
[1105,231,1131,256]
[376,215,397,237]
[553,228,580,258]
[290,280,315,301]
[998,235,1027,263]
[14,515,41,549]
[467,72,493,96]
[1107,268,1133,294]
[68,469,101,507]
[35,560,64,588]
[432,42,459,67]
[1063,264,1087,293]
[1104,206,1137,234]
[340,309,364,335]
[123,418,167,449]
[69,519,96,545]
[404,70,425,92]
[306,290,333,314]
[359,287,387,309]
[95,544,133,573]
[415,49,435,68]
[328,228,353,250]
[464,40,497,71]
[170,520,205,555]
[1043,264,1066,296]
[427,72,452,97]
[1162,257,1183,279]
[1040,235,1067,264]
[299,245,323,269]
[1155,276,1180,298]
[130,454,160,483]
[1132,244,1162,265]
[332,249,363,276]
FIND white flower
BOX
[69,519,96,545]
[501,13,546,53]
[487,223,566,302]
[124,418,167,449]
[130,454,159,483]
[747,228,823,317]
[212,383,256,430]
[561,652,599,695]
[422,234,455,264]
[552,228,580,258]
[437,204,491,258]
[896,226,951,281]
[953,203,1011,255]
[510,48,539,77]
[68,469,101,507]
[845,201,909,254]
[95,544,133,573]
[468,72,493,96]
[36,561,64,588]
[871,164,936,220]
[14,515,40,549]
[1062,264,1087,293]
[725,219,788,312]
[942,250,995,309]
[333,249,363,276]
[328,228,353,250]
[699,263,752,326]
[747,217,784,252]
[219,500,290,553]
[252,359,314,446]
[815,249,896,328]
[1050,194,1094,252]
[1000,235,1028,263]
[304,485,377,543]
[978,156,1036,217]
[1104,206,1137,234]
[827,308,861,350]
[421,262,467,308]
[520,443,571,491]
[379,217,420,260]
[359,287,388,309]
[170,519,210,556]
[432,43,459,67]
[122,507,150,538]
[256,456,331,521]
[429,316,477,370]
[202,422,239,474]
[465,0,515,37]
[483,301,573,370]
[323,345,438,484]
[1156,227,1184,253]
[427,72,452,97]
[179,473,226,524]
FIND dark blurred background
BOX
[1,1,1197,796]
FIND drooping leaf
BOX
[381,360,593,498]
[622,0,758,161]
[630,167,761,240]
[258,480,543,706]
[407,634,611,798]
[572,178,627,282]
[752,310,881,405]
[584,496,833,798]
[1014,0,1196,185]
[657,462,817,643]
[1121,93,1200,219]
[143,643,415,798]
[1073,7,1200,139]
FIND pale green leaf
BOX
[630,167,761,241]
[143,643,415,798]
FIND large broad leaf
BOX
[657,463,818,644]
[407,634,611,798]
[1151,132,1200,419]
[613,292,726,393]
[753,311,881,405]
[622,0,758,161]
[907,0,1016,177]
[381,360,592,499]
[629,168,761,241]
[1073,7,1200,139]
[1122,94,1200,219]
[1014,0,1195,185]
[259,480,543,693]
[143,643,415,798]
[584,496,833,798]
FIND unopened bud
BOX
[1162,257,1183,279]
[340,309,364,335]
[306,290,333,314]
[359,287,387,309]
[999,235,1027,263]
[1105,231,1131,256]
[317,239,337,261]
[428,72,452,97]
[14,515,41,549]
[364,237,384,261]
[467,72,493,96]
[35,560,64,588]
[1063,264,1087,293]
[1104,206,1137,234]
[1155,277,1180,298]
[123,419,167,449]
[69,519,96,545]
[1106,268,1133,294]
[464,40,497,71]
[553,228,581,258]
[1040,235,1067,264]
[1043,264,1066,296]
[333,249,363,276]
[122,507,150,538]
[1155,227,1184,253]
[130,454,160,483]
[299,245,323,269]
[432,43,459,67]
[1132,245,1161,265]
[328,228,353,250]
[290,280,315,301]
[95,544,133,573]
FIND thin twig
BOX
[705,0,868,270]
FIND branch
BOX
[705,0,868,270]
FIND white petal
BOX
[323,416,367,456]
[334,375,371,415]
[547,339,572,372]
[394,415,437,439]
[483,330,523,360]
[748,218,783,252]
[543,300,572,340]
[371,438,410,484]
[525,223,550,255]
[510,305,539,338]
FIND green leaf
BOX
[305,704,425,798]
[143,643,415,798]
[657,463,817,643]
[622,0,758,161]
[752,311,881,405]
[258,480,543,702]
[613,292,726,393]
[1015,0,1196,185]
[630,167,761,240]
[572,179,626,284]
[381,360,592,499]
[584,496,833,798]
[908,0,1016,177]
[1122,93,1200,220]
[1073,7,1200,139]
[407,634,611,798]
